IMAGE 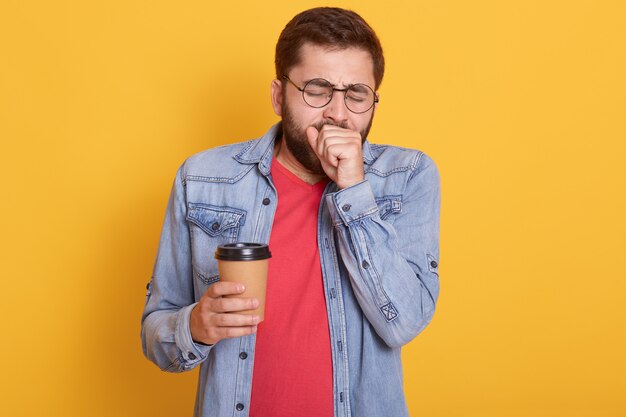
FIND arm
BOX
[326,154,441,348]
[141,166,212,372]
[141,165,260,371]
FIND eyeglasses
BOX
[282,75,378,114]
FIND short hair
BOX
[275,7,385,89]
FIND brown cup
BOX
[214,243,271,321]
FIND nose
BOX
[322,90,349,123]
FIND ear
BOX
[271,79,283,117]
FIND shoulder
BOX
[184,140,254,171]
[177,124,279,182]
[365,142,438,178]
[177,140,258,183]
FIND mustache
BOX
[310,119,349,131]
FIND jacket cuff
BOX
[326,180,379,226]
[176,303,212,365]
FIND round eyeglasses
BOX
[282,75,378,114]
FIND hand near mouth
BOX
[306,124,365,189]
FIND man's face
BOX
[272,44,377,175]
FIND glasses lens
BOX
[302,79,333,108]
[345,84,375,113]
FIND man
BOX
[142,7,440,417]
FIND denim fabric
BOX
[141,123,441,417]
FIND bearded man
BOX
[141,7,441,417]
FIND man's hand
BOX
[190,281,260,346]
[306,125,365,189]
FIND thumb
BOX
[306,126,319,148]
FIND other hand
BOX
[190,281,259,346]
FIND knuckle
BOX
[217,314,229,326]
[201,295,214,308]
[196,311,210,326]
[197,310,210,325]
[211,299,222,312]
[206,298,217,312]
[205,287,217,299]
[218,298,231,312]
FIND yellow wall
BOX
[1,0,624,416]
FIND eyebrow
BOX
[349,84,369,93]
[304,78,333,87]
[303,78,370,89]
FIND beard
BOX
[280,100,374,176]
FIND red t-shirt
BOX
[248,158,333,417]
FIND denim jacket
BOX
[141,123,441,417]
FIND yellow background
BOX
[1,0,625,416]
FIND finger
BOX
[325,140,360,157]
[211,296,259,313]
[324,144,342,167]
[205,281,246,298]
[215,325,258,340]
[318,124,360,138]
[306,126,320,153]
[212,313,260,327]
[318,137,362,150]
[315,126,344,156]
[316,129,361,151]
[318,124,351,133]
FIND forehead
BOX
[290,43,375,87]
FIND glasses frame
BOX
[282,75,379,114]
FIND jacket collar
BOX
[233,123,280,176]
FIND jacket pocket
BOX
[186,203,247,286]
[375,195,402,220]
[187,203,246,240]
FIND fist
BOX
[306,125,365,189]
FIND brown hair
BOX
[275,7,385,89]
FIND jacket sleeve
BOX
[141,164,212,371]
[325,153,441,348]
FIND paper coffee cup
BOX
[215,243,271,321]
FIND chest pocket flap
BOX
[375,195,402,220]
[186,203,246,237]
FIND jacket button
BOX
[362,260,370,269]
[342,204,351,212]
[430,260,438,268]
[211,222,220,231]
[262,198,271,205]
[236,403,245,411]
[239,352,248,360]
[188,352,196,360]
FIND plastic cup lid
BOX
[214,243,272,261]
